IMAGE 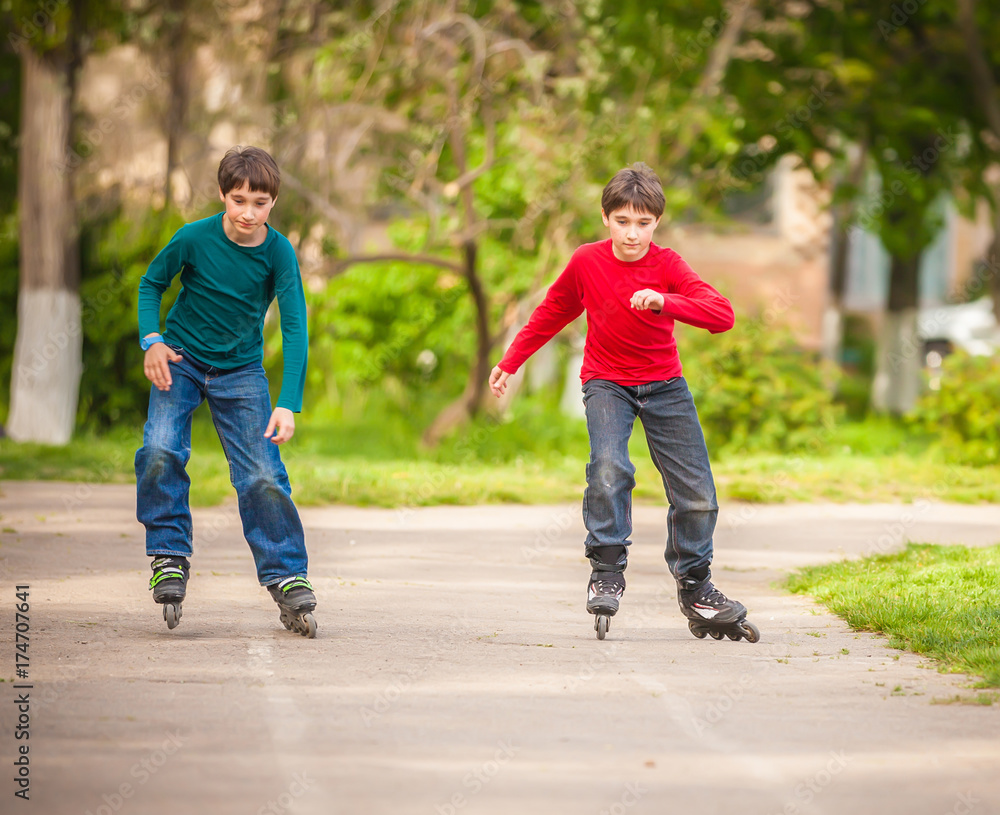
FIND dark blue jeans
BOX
[582,377,716,584]
[135,348,307,586]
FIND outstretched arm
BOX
[491,259,584,390]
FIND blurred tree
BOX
[267,1,599,443]
[724,1,983,414]
[3,0,88,444]
[956,0,1000,320]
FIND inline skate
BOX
[677,578,759,643]
[587,571,625,640]
[149,556,190,630]
[268,576,318,638]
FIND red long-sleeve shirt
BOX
[499,239,734,385]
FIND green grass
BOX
[3,413,1000,506]
[788,543,1000,688]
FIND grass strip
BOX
[788,543,1000,688]
[4,430,1000,507]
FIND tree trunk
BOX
[821,208,849,365]
[164,0,191,206]
[871,254,921,414]
[421,240,492,446]
[991,202,1000,321]
[7,48,82,445]
[461,240,491,415]
[822,142,867,364]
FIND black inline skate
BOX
[677,578,759,643]
[268,576,318,638]
[149,556,190,630]
[587,571,625,640]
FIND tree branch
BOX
[956,0,1000,145]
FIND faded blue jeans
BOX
[135,347,307,586]
[582,377,717,584]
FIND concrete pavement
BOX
[1,481,998,815]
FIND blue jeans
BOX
[135,348,307,586]
[582,377,717,584]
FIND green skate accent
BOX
[149,567,185,590]
[276,576,312,594]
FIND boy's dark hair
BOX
[218,146,281,197]
[601,162,665,219]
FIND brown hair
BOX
[601,162,665,218]
[218,146,281,197]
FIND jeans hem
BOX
[260,574,309,588]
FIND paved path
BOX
[1,481,998,815]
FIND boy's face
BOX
[601,205,661,262]
[219,181,276,244]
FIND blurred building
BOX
[662,155,994,351]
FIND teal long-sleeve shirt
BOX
[137,213,308,412]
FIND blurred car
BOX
[919,296,998,389]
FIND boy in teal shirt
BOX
[136,145,317,637]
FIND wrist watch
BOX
[140,334,164,351]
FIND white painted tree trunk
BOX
[8,290,82,445]
[6,48,82,445]
[820,305,842,365]
[870,308,922,414]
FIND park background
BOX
[2,6,1000,812]
[2,0,1000,507]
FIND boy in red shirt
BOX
[489,163,758,642]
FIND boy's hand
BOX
[630,289,664,312]
[265,407,295,444]
[489,365,510,398]
[144,343,183,391]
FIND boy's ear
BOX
[218,187,226,203]
[601,208,610,227]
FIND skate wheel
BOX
[688,621,707,639]
[726,630,741,641]
[163,603,181,630]
[596,615,609,640]
[709,630,724,640]
[739,621,760,643]
[301,613,317,639]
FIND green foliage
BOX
[273,222,545,420]
[835,314,877,419]
[907,351,1000,466]
[76,208,186,431]
[788,543,1000,688]
[681,320,843,456]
